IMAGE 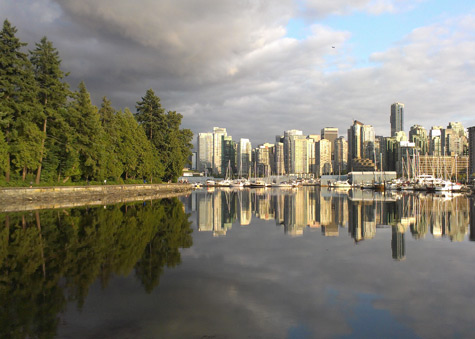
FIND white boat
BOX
[216,179,232,187]
[330,180,352,188]
[205,179,216,187]
[433,180,463,192]
[230,179,244,188]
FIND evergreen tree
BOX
[0,19,42,181]
[29,36,69,183]
[98,97,122,180]
[135,89,193,182]
[66,82,106,181]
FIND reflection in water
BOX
[183,187,472,256]
[0,198,192,338]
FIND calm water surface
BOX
[1,187,475,338]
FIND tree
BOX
[0,19,42,181]
[66,82,106,181]
[29,36,69,184]
[135,89,193,182]
[98,97,122,180]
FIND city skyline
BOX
[2,1,474,145]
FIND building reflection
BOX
[185,187,472,255]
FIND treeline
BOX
[0,19,193,185]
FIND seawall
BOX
[0,183,193,213]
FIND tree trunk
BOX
[62,176,70,183]
[5,153,10,182]
[35,118,48,184]
[22,166,27,181]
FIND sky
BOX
[2,0,475,146]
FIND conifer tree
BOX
[30,36,69,183]
[0,19,42,181]
[67,82,106,181]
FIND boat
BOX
[205,179,216,187]
[230,179,245,188]
[216,179,232,187]
[433,180,463,192]
[330,180,352,188]
[249,179,267,188]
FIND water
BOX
[1,188,474,338]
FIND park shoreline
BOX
[0,183,193,213]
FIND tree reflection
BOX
[0,197,192,338]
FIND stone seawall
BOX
[0,183,193,213]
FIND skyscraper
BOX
[469,126,475,179]
[198,132,213,173]
[321,127,338,173]
[212,127,227,176]
[390,102,404,137]
[237,138,252,177]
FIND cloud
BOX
[2,0,474,146]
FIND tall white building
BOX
[212,127,227,176]
[238,138,252,177]
[198,132,213,173]
[283,130,303,174]
[316,139,332,176]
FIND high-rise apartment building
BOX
[390,102,404,137]
[316,139,332,176]
[409,125,429,155]
[321,127,338,171]
[469,126,475,179]
[334,136,348,173]
[283,130,303,174]
[198,132,213,173]
[237,138,252,177]
[222,136,237,176]
[255,143,274,176]
[212,127,227,176]
[291,136,310,174]
[274,136,285,175]
[348,120,376,171]
[429,126,443,156]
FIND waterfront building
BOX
[469,126,475,179]
[429,126,443,156]
[274,136,285,175]
[283,130,303,174]
[390,102,404,137]
[222,136,237,177]
[255,143,275,177]
[442,122,467,156]
[321,127,338,171]
[237,138,252,177]
[291,136,310,175]
[409,125,429,155]
[418,155,469,181]
[198,132,213,173]
[334,136,348,173]
[307,136,318,175]
[382,132,407,172]
[348,120,375,171]
[315,139,332,177]
[212,127,227,176]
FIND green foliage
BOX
[0,19,43,181]
[0,19,193,186]
[135,89,193,182]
